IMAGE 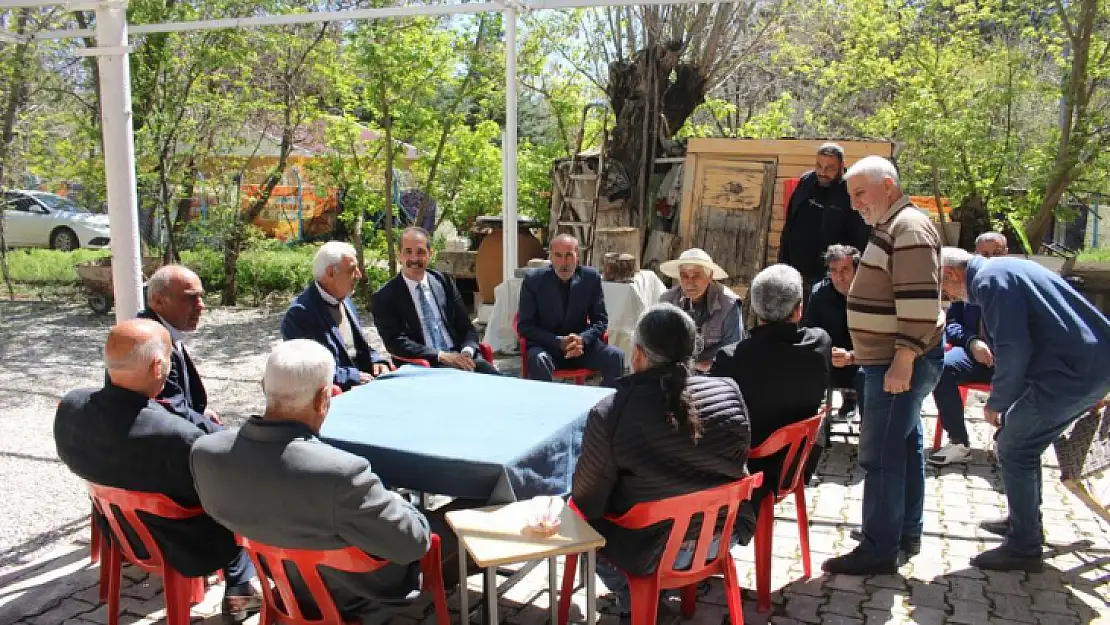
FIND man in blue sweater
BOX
[929,232,1009,466]
[940,249,1110,572]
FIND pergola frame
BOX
[0,0,706,321]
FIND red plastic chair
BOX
[783,177,800,219]
[240,534,450,625]
[87,483,210,625]
[932,382,992,448]
[749,413,825,613]
[392,343,494,368]
[90,507,101,565]
[557,473,764,625]
[513,314,609,385]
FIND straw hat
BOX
[659,248,728,280]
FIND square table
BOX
[447,500,606,624]
[321,367,614,503]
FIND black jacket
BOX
[518,265,608,353]
[572,371,750,576]
[711,323,830,494]
[54,383,239,577]
[778,171,871,280]
[136,308,220,434]
[371,270,479,363]
[801,278,852,351]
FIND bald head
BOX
[105,319,173,397]
[148,264,205,331]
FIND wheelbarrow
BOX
[76,256,162,314]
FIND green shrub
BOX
[4,248,111,283]
[1078,248,1110,263]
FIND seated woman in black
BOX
[571,303,752,615]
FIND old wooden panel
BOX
[687,138,895,159]
[699,162,765,212]
[591,227,641,271]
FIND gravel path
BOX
[0,299,390,575]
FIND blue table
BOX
[321,367,614,504]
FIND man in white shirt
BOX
[372,227,499,374]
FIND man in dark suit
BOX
[140,264,221,434]
[55,319,260,623]
[802,245,864,419]
[372,227,498,374]
[711,264,831,507]
[281,241,392,391]
[191,340,432,622]
[778,143,871,302]
[518,234,624,387]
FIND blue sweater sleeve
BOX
[978,279,1032,413]
[944,303,973,348]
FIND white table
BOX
[483,270,667,367]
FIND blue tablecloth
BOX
[321,367,614,504]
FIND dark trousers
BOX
[931,346,993,446]
[432,352,500,375]
[526,341,625,388]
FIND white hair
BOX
[313,241,357,281]
[975,232,1007,247]
[263,340,336,411]
[751,264,804,323]
[844,155,900,186]
[104,333,170,372]
[941,247,974,269]
[147,264,198,297]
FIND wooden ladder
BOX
[552,103,609,264]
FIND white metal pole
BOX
[95,0,144,321]
[502,4,519,286]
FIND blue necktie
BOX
[417,283,450,351]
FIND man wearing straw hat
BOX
[659,248,744,370]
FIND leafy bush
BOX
[3,248,111,283]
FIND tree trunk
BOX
[381,87,397,279]
[0,9,33,300]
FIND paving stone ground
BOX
[2,301,1109,624]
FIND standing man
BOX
[940,249,1110,572]
[141,265,221,434]
[517,234,624,387]
[822,156,945,575]
[779,143,872,300]
[281,242,392,391]
[802,244,863,419]
[372,227,498,374]
[929,232,1009,466]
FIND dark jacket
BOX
[518,265,608,353]
[191,418,431,619]
[136,308,220,434]
[572,371,750,576]
[801,278,852,351]
[54,383,239,577]
[966,256,1110,413]
[944,301,984,349]
[711,323,831,494]
[371,270,479,363]
[280,282,389,391]
[778,171,871,281]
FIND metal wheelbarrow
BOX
[76,256,162,314]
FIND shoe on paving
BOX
[821,546,898,576]
[971,545,1044,573]
[928,443,971,466]
[848,528,920,556]
[222,581,263,625]
[979,516,1010,536]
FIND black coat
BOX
[54,383,239,577]
[572,371,750,576]
[518,265,608,353]
[371,270,479,363]
[136,308,220,434]
[711,323,830,494]
[778,171,871,281]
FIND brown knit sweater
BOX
[847,196,944,365]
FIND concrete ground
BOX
[1,300,1109,624]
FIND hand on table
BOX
[371,363,392,377]
[439,351,476,372]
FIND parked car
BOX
[0,190,111,251]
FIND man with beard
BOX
[779,143,871,302]
[281,241,393,391]
[139,265,222,433]
[518,234,624,387]
[372,227,499,374]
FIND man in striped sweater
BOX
[822,156,946,575]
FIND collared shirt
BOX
[315,281,340,306]
[402,273,469,356]
[152,311,186,350]
[315,282,358,359]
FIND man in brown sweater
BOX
[822,156,945,576]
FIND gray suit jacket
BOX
[189,418,431,619]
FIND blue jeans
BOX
[998,383,1110,556]
[596,536,722,610]
[858,348,943,561]
[931,347,993,446]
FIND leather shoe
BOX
[971,545,1044,573]
[822,546,898,576]
[848,529,921,556]
[978,516,1009,537]
[222,583,263,625]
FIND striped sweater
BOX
[847,196,944,365]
